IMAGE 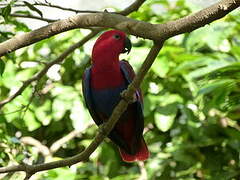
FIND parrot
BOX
[82,30,149,162]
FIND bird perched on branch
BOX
[82,30,149,162]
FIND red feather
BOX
[119,139,149,162]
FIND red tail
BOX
[119,139,149,162]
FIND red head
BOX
[92,30,132,67]
[91,30,132,89]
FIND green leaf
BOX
[0,59,5,76]
[111,174,139,180]
[231,46,240,60]
[14,10,31,15]
[152,56,169,78]
[24,110,41,131]
[206,62,240,80]
[23,1,43,17]
[1,4,11,22]
[155,112,175,132]
[197,79,235,96]
[176,163,201,177]
[154,103,178,132]
[185,22,234,51]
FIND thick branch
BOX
[0,165,25,174]
[0,0,238,57]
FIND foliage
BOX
[0,0,240,179]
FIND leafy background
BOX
[1,0,240,179]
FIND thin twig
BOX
[10,13,57,23]
[20,83,38,120]
[20,137,51,157]
[33,2,102,14]
[0,106,25,115]
[0,3,102,14]
[21,126,93,158]
[50,130,81,154]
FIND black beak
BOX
[121,37,132,54]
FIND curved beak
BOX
[121,37,132,54]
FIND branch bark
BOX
[0,0,238,57]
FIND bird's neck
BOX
[91,55,124,89]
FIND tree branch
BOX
[0,0,238,57]
[20,137,51,157]
[116,0,145,16]
[32,2,101,14]
[0,3,102,14]
[50,130,82,154]
[21,127,91,157]
[10,13,57,23]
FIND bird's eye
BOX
[113,34,121,40]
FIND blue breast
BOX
[91,86,126,117]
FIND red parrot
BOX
[82,30,149,162]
